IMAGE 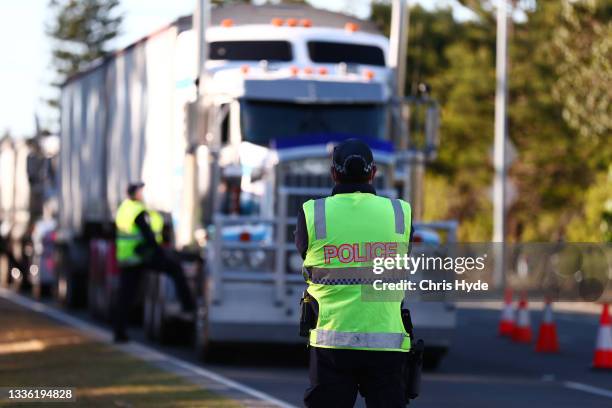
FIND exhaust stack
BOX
[389,0,409,99]
[195,0,210,95]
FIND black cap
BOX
[332,139,374,177]
[127,182,145,197]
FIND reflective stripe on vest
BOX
[303,266,407,285]
[390,198,405,234]
[311,329,410,350]
[302,192,412,352]
[314,198,327,240]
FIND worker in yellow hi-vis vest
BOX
[113,182,195,343]
[295,139,416,407]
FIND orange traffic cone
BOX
[498,288,515,337]
[512,293,532,343]
[592,304,612,370]
[535,299,559,353]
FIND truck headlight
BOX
[247,250,266,269]
[29,264,39,277]
[221,249,244,269]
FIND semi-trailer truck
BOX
[58,2,456,366]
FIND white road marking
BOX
[0,288,298,408]
[563,381,612,399]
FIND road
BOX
[106,305,612,407]
[202,307,612,407]
[7,292,612,407]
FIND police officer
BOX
[295,139,414,407]
[113,182,195,343]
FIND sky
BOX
[0,0,473,137]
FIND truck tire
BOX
[194,266,213,361]
[56,269,74,307]
[152,297,172,344]
[56,243,88,308]
[143,275,157,340]
[194,300,212,361]
[87,276,100,317]
[152,275,173,344]
[32,282,52,299]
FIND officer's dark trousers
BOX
[113,250,195,336]
[305,347,407,408]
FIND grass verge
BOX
[0,298,238,407]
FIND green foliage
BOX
[371,0,611,242]
[47,0,123,86]
[552,0,611,166]
[566,167,612,242]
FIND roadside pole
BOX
[493,0,508,287]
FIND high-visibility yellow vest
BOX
[303,192,412,352]
[115,199,146,265]
[148,210,164,244]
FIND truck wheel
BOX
[57,269,86,308]
[152,291,172,344]
[152,302,171,344]
[56,270,73,307]
[87,277,100,317]
[143,292,155,339]
[32,283,52,299]
[56,244,88,308]
[195,300,214,361]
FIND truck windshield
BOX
[209,41,292,62]
[307,41,385,66]
[240,100,386,145]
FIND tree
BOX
[46,0,122,107]
[552,0,611,166]
[371,2,497,240]
[369,0,610,242]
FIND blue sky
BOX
[0,0,472,136]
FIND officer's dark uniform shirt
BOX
[294,183,414,259]
[134,211,161,256]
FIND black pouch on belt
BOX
[401,308,423,402]
[404,339,424,401]
[299,290,318,337]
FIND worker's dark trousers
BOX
[113,250,196,336]
[304,347,407,408]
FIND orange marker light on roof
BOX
[318,67,328,75]
[271,18,284,26]
[289,66,299,76]
[363,69,375,80]
[241,65,250,74]
[287,18,298,27]
[345,22,359,32]
[303,66,314,75]
[300,18,312,27]
[221,18,234,27]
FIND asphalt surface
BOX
[10,294,612,407]
[193,307,612,408]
